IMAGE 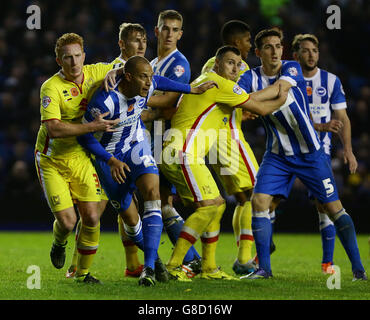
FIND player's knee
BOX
[142,185,160,201]
[251,193,271,212]
[57,215,76,232]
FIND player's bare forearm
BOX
[241,84,288,116]
[147,92,180,109]
[45,112,118,138]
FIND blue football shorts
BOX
[254,149,339,204]
[94,139,159,212]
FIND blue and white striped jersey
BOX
[304,68,347,155]
[238,60,321,157]
[81,75,191,161]
[150,49,190,83]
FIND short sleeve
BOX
[279,61,304,87]
[166,59,191,84]
[216,80,250,107]
[237,70,253,93]
[40,83,61,122]
[330,76,347,110]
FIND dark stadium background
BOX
[0,0,369,233]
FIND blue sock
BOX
[318,212,336,263]
[333,210,364,272]
[269,210,276,250]
[123,219,144,251]
[252,210,272,273]
[162,205,201,263]
[142,201,163,269]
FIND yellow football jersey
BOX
[35,60,121,159]
[165,71,249,157]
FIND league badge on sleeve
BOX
[233,84,243,95]
[174,65,185,78]
[288,67,298,77]
[42,96,51,108]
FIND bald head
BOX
[121,55,153,98]
[124,55,151,75]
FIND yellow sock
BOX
[232,205,242,246]
[76,222,100,276]
[70,219,82,268]
[53,219,70,245]
[117,215,141,271]
[167,205,218,268]
[201,203,226,273]
[238,201,254,263]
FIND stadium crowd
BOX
[1,0,369,231]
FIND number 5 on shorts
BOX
[322,178,334,196]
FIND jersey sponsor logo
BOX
[315,86,327,96]
[309,104,328,117]
[42,96,51,108]
[233,84,243,95]
[70,87,79,97]
[306,86,313,96]
[288,67,298,76]
[174,65,185,77]
[115,112,141,128]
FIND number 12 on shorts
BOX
[322,178,334,197]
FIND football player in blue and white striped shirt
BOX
[292,33,358,274]
[77,56,216,285]
[149,10,202,276]
[238,29,366,281]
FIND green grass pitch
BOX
[0,231,369,300]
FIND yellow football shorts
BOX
[35,151,103,213]
[160,149,220,206]
[210,125,259,195]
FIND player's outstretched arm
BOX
[240,83,289,116]
[45,112,119,138]
[190,81,218,94]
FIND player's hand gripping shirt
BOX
[35,61,118,158]
[238,60,321,157]
[304,68,347,155]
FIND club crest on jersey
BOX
[42,96,51,108]
[233,84,243,95]
[306,86,313,96]
[240,62,247,71]
[288,67,298,76]
[70,87,79,97]
[174,65,185,77]
[90,107,101,118]
[315,86,327,97]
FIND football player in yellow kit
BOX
[65,23,149,279]
[35,33,119,283]
[159,46,288,281]
[201,20,262,275]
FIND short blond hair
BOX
[292,34,319,52]
[118,23,146,41]
[55,33,84,58]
